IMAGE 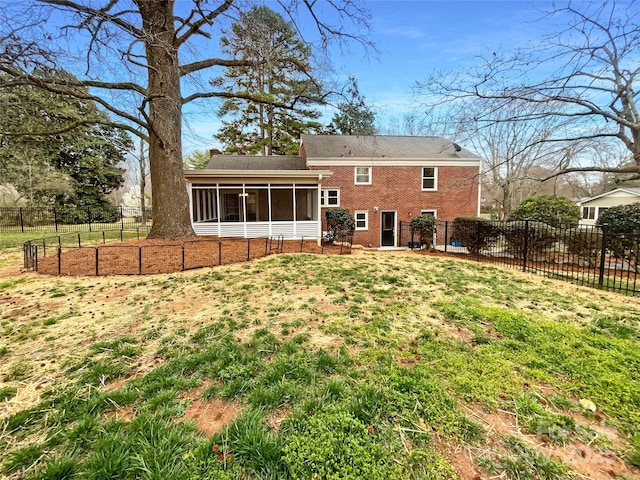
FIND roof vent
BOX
[453,143,462,152]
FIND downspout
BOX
[317,174,323,246]
[187,180,194,234]
[477,164,482,217]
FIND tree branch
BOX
[175,0,234,47]
[179,57,251,76]
[541,165,640,182]
[38,0,143,38]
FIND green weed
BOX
[283,410,402,479]
[0,386,18,402]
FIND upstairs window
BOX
[422,167,437,191]
[355,167,371,185]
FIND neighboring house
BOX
[578,187,640,226]
[184,135,482,247]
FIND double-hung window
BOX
[354,167,371,185]
[422,167,437,191]
[355,210,368,230]
[582,206,595,220]
[321,189,340,207]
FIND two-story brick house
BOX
[301,135,481,247]
[184,135,481,248]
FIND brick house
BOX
[301,135,481,247]
[184,135,481,247]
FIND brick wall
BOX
[311,165,479,247]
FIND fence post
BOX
[300,236,304,252]
[87,208,92,232]
[522,220,529,272]
[247,238,251,261]
[19,207,24,233]
[218,241,222,265]
[265,237,269,255]
[476,220,481,261]
[444,221,448,253]
[598,224,608,288]
[54,208,58,232]
[182,244,185,271]
[35,246,39,272]
[57,245,61,275]
[102,231,106,244]
[120,206,124,230]
[77,233,81,248]
[23,241,30,269]
[138,246,142,274]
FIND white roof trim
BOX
[305,158,480,167]
[577,188,640,205]
[185,169,332,180]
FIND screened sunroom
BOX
[184,156,332,240]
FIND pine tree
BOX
[330,76,377,135]
[213,6,324,155]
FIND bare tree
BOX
[0,0,371,238]
[415,0,639,183]
[461,100,586,218]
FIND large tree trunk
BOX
[137,0,195,239]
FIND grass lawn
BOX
[0,237,639,480]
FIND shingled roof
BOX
[205,155,306,170]
[300,134,480,160]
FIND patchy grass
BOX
[1,246,639,480]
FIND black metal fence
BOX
[400,220,640,296]
[23,230,350,276]
[0,206,152,232]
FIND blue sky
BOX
[185,0,558,153]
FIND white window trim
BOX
[582,206,595,220]
[421,209,437,218]
[421,167,438,191]
[321,188,340,207]
[354,210,368,230]
[354,166,372,185]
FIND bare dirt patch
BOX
[463,403,638,480]
[178,386,242,436]
[33,236,346,276]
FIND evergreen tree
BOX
[0,70,130,211]
[330,76,377,135]
[213,6,324,155]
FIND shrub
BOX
[566,229,602,267]
[509,195,581,228]
[409,214,436,248]
[597,202,640,259]
[502,221,557,261]
[451,216,499,255]
[58,204,121,224]
[325,208,355,243]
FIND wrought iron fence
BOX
[0,206,152,232]
[400,219,640,296]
